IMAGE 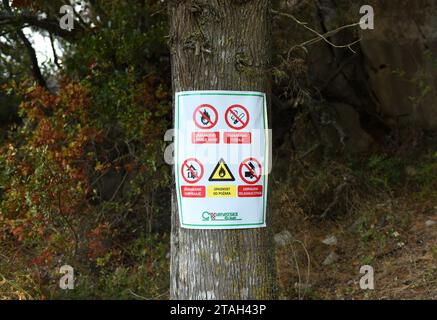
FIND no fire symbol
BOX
[193,104,218,129]
[181,158,204,184]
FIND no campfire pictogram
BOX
[239,157,262,184]
[181,158,204,184]
[225,104,250,130]
[193,104,218,129]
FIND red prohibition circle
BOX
[239,157,262,185]
[225,104,250,130]
[181,158,204,184]
[193,104,218,129]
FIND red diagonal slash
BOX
[243,162,260,181]
[184,162,199,179]
[229,108,247,127]
[197,108,213,126]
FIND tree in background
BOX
[0,0,172,299]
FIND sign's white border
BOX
[175,90,269,229]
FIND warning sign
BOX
[238,185,263,198]
[182,186,206,198]
[225,104,250,130]
[224,132,251,144]
[175,91,269,229]
[193,104,218,129]
[192,132,220,144]
[208,185,236,198]
[209,159,235,182]
[181,158,204,184]
[239,158,262,185]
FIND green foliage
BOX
[412,150,437,199]
[0,0,171,299]
[55,234,169,300]
[63,1,169,80]
[366,155,406,192]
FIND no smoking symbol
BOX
[225,104,250,130]
[193,104,218,129]
[239,158,262,184]
[181,158,204,184]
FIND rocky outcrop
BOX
[360,0,437,130]
[301,0,437,153]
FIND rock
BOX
[348,216,366,232]
[405,166,418,177]
[397,241,406,248]
[360,0,437,130]
[425,220,436,227]
[322,252,339,266]
[322,235,338,246]
[332,103,374,153]
[274,230,292,247]
[346,279,357,286]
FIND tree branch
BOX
[0,13,83,41]
[16,30,47,88]
[49,32,61,69]
[271,9,362,55]
[2,0,47,88]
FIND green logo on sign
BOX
[202,211,241,222]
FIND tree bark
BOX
[169,0,276,300]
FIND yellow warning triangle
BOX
[209,158,235,181]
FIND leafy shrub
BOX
[0,1,172,299]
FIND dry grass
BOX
[274,196,437,299]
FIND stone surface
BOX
[425,220,436,227]
[274,230,293,247]
[360,0,437,130]
[332,103,374,153]
[323,252,339,266]
[322,235,338,246]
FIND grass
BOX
[0,234,170,300]
[272,140,437,299]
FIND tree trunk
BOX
[169,0,276,300]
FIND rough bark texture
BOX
[169,0,276,300]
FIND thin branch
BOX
[16,30,47,88]
[0,14,83,41]
[319,180,348,219]
[2,0,47,88]
[49,33,61,69]
[271,9,363,55]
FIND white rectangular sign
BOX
[175,91,269,229]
